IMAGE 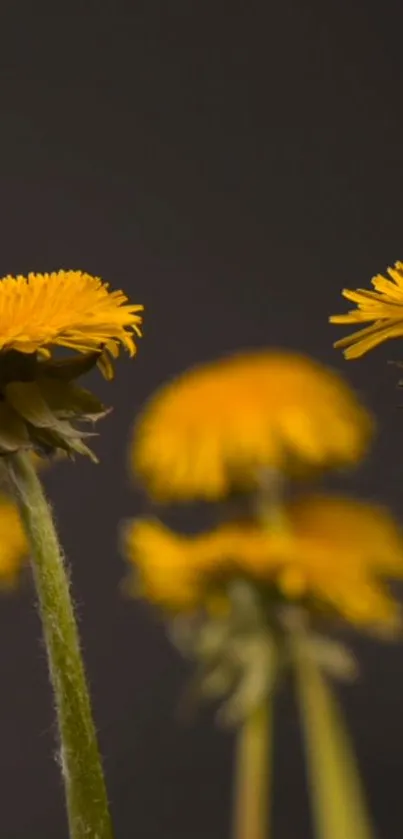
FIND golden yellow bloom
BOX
[132,351,372,501]
[0,270,143,459]
[124,495,403,629]
[124,519,202,609]
[330,260,403,358]
[0,496,28,587]
[0,270,142,358]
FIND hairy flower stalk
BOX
[0,267,143,838]
[7,451,114,839]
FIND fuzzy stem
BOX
[232,702,271,839]
[7,451,114,839]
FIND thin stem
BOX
[7,451,114,839]
[232,702,272,839]
[293,637,375,839]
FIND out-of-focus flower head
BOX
[0,496,29,587]
[124,492,403,723]
[124,494,403,633]
[0,270,143,460]
[131,350,372,501]
[330,260,403,359]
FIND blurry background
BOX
[1,1,403,836]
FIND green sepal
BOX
[172,584,360,728]
[36,378,109,422]
[173,580,284,726]
[218,634,278,726]
[177,616,282,727]
[0,350,112,459]
[5,382,91,437]
[0,401,30,452]
[30,426,99,462]
[40,348,115,382]
[39,352,101,381]
[307,634,358,681]
[3,381,100,460]
[0,350,38,388]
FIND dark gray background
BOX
[0,2,403,837]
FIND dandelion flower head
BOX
[0,270,142,359]
[0,270,143,459]
[124,495,403,631]
[132,351,372,501]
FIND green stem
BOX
[232,702,272,839]
[7,451,114,839]
[293,638,375,839]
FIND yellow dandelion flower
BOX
[124,495,403,630]
[0,270,143,459]
[0,496,28,587]
[131,351,372,501]
[0,270,142,358]
[330,260,403,358]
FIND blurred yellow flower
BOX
[0,496,28,587]
[124,519,202,609]
[124,495,403,630]
[131,351,372,501]
[0,270,142,360]
[330,260,403,358]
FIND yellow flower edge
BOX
[131,350,372,501]
[0,495,28,587]
[0,453,59,587]
[330,260,403,358]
